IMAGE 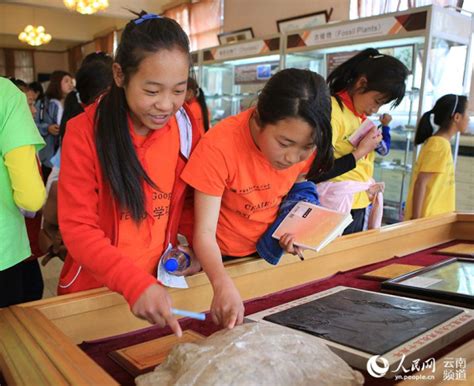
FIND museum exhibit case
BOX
[194,34,282,125]
[280,5,473,223]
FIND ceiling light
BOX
[18,25,52,47]
[63,0,109,15]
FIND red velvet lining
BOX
[78,240,473,386]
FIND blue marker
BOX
[171,308,206,321]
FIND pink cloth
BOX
[316,180,384,229]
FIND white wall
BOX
[223,0,351,37]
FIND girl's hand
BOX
[211,277,244,329]
[175,245,202,276]
[132,284,182,337]
[279,233,305,260]
[367,182,385,200]
[47,124,60,136]
[353,127,382,160]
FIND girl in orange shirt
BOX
[58,12,201,336]
[181,69,334,329]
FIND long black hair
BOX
[256,68,333,179]
[327,48,408,109]
[415,94,468,145]
[60,61,113,140]
[187,77,209,132]
[95,12,190,221]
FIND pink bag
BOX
[317,180,384,229]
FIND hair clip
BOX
[451,95,458,116]
[370,54,384,59]
[134,13,162,25]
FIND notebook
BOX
[272,202,353,252]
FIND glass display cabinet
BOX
[195,35,282,125]
[282,5,473,223]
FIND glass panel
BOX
[285,39,424,224]
[201,54,280,125]
[424,38,467,111]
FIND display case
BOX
[281,6,473,223]
[196,35,282,125]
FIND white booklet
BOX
[272,202,353,252]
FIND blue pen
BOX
[171,308,206,321]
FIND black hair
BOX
[29,81,44,101]
[95,12,191,222]
[256,68,333,179]
[60,61,113,140]
[415,94,468,145]
[187,77,210,132]
[9,77,28,92]
[81,51,113,68]
[45,70,72,100]
[76,61,112,105]
[327,48,409,109]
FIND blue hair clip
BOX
[134,13,161,25]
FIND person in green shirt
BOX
[0,77,46,307]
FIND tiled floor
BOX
[40,256,63,299]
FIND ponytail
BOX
[415,94,468,145]
[414,111,434,145]
[327,48,408,109]
[196,87,210,132]
[96,83,158,221]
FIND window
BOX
[164,0,223,51]
[350,0,460,19]
[13,50,34,83]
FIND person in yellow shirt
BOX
[322,48,409,234]
[405,94,469,220]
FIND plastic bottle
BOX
[162,247,191,275]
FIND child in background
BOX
[375,113,392,156]
[34,70,74,179]
[0,78,46,307]
[404,94,469,220]
[39,59,113,265]
[185,77,210,133]
[181,69,333,329]
[57,13,201,336]
[9,78,37,117]
[29,81,44,103]
[316,48,408,234]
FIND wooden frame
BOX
[382,257,474,308]
[249,286,473,377]
[217,28,254,45]
[1,213,473,385]
[277,9,332,33]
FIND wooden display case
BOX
[1,213,473,385]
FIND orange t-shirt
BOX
[181,108,313,256]
[118,117,179,274]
